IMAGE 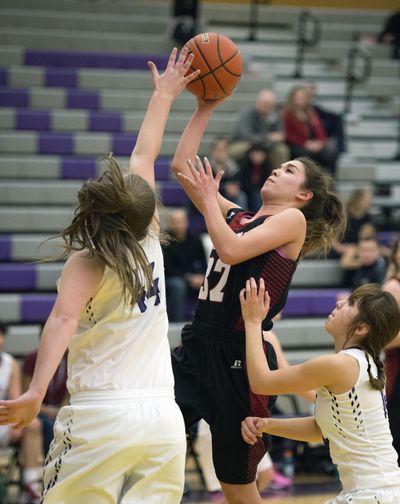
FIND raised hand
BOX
[148,47,200,99]
[239,277,270,324]
[177,155,223,213]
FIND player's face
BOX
[261,160,307,204]
[325,297,359,338]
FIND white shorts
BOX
[325,486,400,504]
[42,390,186,504]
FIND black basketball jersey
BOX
[194,208,297,332]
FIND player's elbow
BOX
[217,248,241,265]
[249,378,268,395]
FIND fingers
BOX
[241,417,263,445]
[166,47,178,69]
[147,61,159,83]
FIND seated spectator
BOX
[239,143,272,212]
[209,136,247,209]
[340,237,387,289]
[0,322,43,504]
[230,89,290,167]
[330,188,373,258]
[22,349,68,456]
[163,209,207,322]
[304,83,346,155]
[282,85,338,176]
[377,11,400,60]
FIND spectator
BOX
[0,323,43,504]
[330,187,373,259]
[383,235,400,464]
[340,237,387,289]
[304,83,346,155]
[22,350,68,456]
[170,0,199,46]
[209,136,247,209]
[282,85,338,176]
[230,89,290,167]
[238,143,272,212]
[163,209,207,321]
[377,11,400,60]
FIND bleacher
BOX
[0,0,399,364]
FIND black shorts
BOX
[172,321,277,484]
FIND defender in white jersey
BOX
[0,48,199,504]
[240,281,400,504]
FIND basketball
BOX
[184,32,243,100]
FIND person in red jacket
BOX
[282,86,338,176]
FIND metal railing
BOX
[343,34,372,115]
[248,0,271,42]
[293,10,321,78]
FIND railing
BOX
[293,10,321,78]
[248,0,271,42]
[343,34,372,115]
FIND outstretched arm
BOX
[240,278,345,395]
[130,47,198,189]
[0,253,104,429]
[241,416,323,444]
[171,98,239,218]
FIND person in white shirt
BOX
[241,280,400,504]
[0,48,199,504]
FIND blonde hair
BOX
[57,156,158,305]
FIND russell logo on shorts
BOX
[231,359,243,369]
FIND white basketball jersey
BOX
[0,352,13,400]
[67,234,173,395]
[315,348,400,494]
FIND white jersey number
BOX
[198,256,231,302]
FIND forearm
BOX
[130,91,174,170]
[262,416,323,443]
[245,320,272,394]
[29,313,75,400]
[172,105,214,178]
[202,201,241,264]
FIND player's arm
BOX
[242,416,323,444]
[0,253,104,429]
[264,330,316,403]
[171,99,239,219]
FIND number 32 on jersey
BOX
[198,255,231,302]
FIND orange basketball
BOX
[184,32,243,100]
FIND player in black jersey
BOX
[171,97,346,503]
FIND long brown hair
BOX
[297,157,346,257]
[58,156,157,305]
[347,284,400,390]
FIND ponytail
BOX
[296,157,346,257]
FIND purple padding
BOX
[61,156,97,179]
[67,90,99,110]
[0,235,11,261]
[155,158,171,181]
[45,68,77,88]
[282,289,339,317]
[0,264,36,290]
[161,182,187,206]
[89,111,122,132]
[0,68,7,86]
[0,88,28,108]
[25,49,169,70]
[39,133,73,155]
[16,110,50,131]
[21,294,56,322]
[112,133,137,156]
